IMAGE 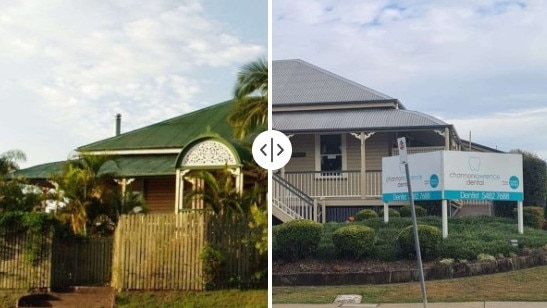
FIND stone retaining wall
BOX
[273,251,547,286]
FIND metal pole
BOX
[404,162,428,308]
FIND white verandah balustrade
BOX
[283,170,382,199]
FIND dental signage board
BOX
[382,151,443,202]
[382,151,523,202]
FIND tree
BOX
[511,149,546,207]
[0,149,26,176]
[228,57,268,141]
[50,154,116,235]
[495,150,547,217]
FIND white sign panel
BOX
[382,151,523,202]
[382,151,443,202]
[442,151,523,201]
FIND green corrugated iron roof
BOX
[78,100,237,152]
[98,155,177,177]
[17,100,252,179]
[13,161,66,179]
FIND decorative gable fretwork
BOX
[180,140,237,167]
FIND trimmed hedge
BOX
[398,224,441,260]
[273,219,323,261]
[378,208,400,218]
[399,205,427,217]
[355,209,378,221]
[332,225,375,259]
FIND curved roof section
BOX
[273,59,399,107]
[273,109,450,133]
[78,100,237,152]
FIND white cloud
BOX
[273,0,547,160]
[0,0,265,167]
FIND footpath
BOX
[273,302,547,308]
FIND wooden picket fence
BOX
[0,212,262,291]
[112,212,207,290]
[111,211,263,291]
[51,236,113,289]
[0,232,51,289]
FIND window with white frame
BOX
[316,134,346,176]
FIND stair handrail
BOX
[272,173,321,221]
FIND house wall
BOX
[285,132,391,172]
[285,134,315,172]
[346,133,390,171]
[143,177,176,213]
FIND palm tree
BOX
[0,150,26,176]
[228,57,268,141]
[51,154,115,235]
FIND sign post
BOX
[398,137,428,308]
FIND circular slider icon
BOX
[252,130,292,170]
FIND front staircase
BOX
[272,173,321,222]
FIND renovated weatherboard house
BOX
[272,59,502,223]
[18,100,254,213]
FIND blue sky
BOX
[0,0,267,168]
[273,0,547,160]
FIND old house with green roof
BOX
[18,100,253,213]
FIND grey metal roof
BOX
[273,59,399,106]
[273,109,450,133]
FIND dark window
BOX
[320,135,342,175]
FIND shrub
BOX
[273,219,323,261]
[355,209,378,221]
[378,208,400,218]
[514,206,545,229]
[331,225,375,259]
[398,224,441,260]
[399,205,427,217]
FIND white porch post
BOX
[230,168,244,195]
[444,127,450,150]
[175,169,190,212]
[351,132,375,199]
[517,201,524,234]
[442,199,448,238]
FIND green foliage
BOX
[397,224,441,260]
[510,150,546,207]
[354,209,378,221]
[378,208,400,218]
[514,206,545,229]
[273,219,323,261]
[248,204,267,256]
[0,211,57,265]
[200,244,226,290]
[399,205,427,217]
[0,179,42,212]
[331,225,375,259]
[299,216,547,263]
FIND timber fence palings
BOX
[0,232,51,290]
[112,212,208,291]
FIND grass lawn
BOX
[273,265,547,304]
[0,289,267,308]
[116,289,267,308]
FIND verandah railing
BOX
[283,170,382,199]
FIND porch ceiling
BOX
[273,108,451,133]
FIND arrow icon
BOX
[277,144,284,156]
[260,143,267,156]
